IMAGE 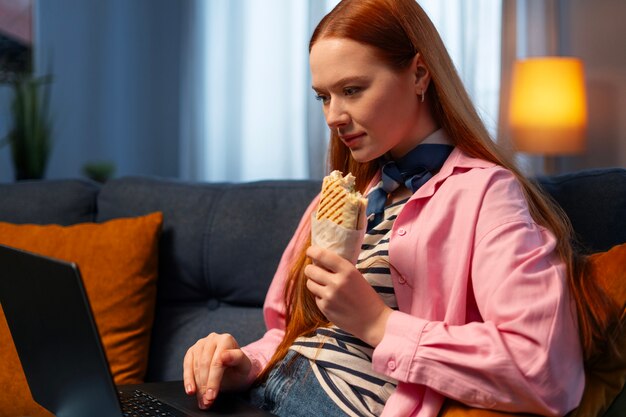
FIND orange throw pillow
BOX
[438,402,537,417]
[439,242,626,417]
[569,243,626,417]
[0,212,162,417]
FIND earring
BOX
[420,90,425,103]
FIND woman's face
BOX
[310,37,434,162]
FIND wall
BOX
[560,0,626,171]
[0,0,182,182]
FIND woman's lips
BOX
[339,132,365,147]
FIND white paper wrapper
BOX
[311,211,366,265]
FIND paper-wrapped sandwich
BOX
[316,170,366,230]
[311,171,367,264]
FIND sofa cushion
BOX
[203,182,320,306]
[0,212,162,417]
[96,177,226,303]
[96,177,320,305]
[0,179,99,225]
[537,168,626,253]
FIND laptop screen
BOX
[0,244,123,417]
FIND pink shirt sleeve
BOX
[240,195,320,384]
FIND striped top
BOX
[290,197,408,417]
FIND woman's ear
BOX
[412,53,431,97]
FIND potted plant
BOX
[82,161,116,183]
[1,73,53,180]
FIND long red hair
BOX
[258,0,618,381]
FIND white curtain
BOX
[181,0,502,182]
[180,0,326,182]
[419,0,502,137]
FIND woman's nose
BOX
[325,100,350,129]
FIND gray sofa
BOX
[1,168,625,415]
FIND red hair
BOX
[258,0,618,381]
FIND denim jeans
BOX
[248,351,348,416]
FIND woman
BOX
[183,1,599,415]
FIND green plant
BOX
[83,161,116,183]
[3,73,53,180]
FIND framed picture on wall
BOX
[0,0,32,81]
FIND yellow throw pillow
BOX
[439,242,626,417]
[0,212,162,417]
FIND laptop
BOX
[0,244,274,417]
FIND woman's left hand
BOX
[304,245,392,347]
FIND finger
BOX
[203,342,234,404]
[183,348,196,395]
[306,246,345,272]
[196,339,217,408]
[306,276,325,298]
[221,349,254,392]
[304,263,328,284]
[308,279,329,314]
[220,348,245,367]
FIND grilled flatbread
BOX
[316,171,366,230]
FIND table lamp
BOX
[508,57,588,175]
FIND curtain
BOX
[179,0,328,182]
[497,0,560,175]
[419,0,502,138]
[182,0,503,182]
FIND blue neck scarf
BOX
[366,143,454,231]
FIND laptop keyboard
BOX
[119,389,181,417]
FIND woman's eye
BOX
[315,94,330,104]
[343,87,361,96]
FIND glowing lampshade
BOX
[509,57,587,155]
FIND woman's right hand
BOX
[183,333,252,410]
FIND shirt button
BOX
[398,275,406,284]
[388,360,396,370]
[397,228,406,236]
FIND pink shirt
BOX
[242,148,584,416]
